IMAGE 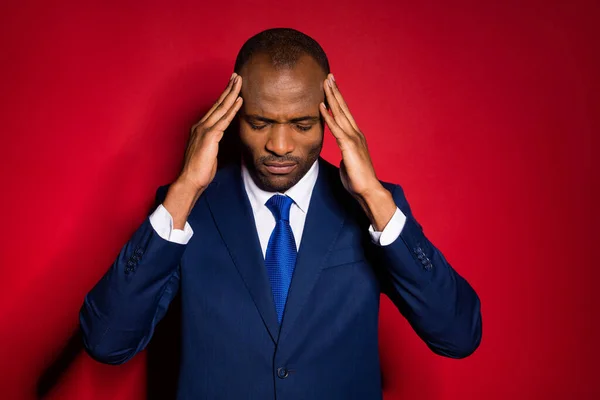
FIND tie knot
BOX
[266,195,294,221]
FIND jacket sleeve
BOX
[79,185,184,364]
[376,184,482,359]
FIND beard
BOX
[241,140,323,193]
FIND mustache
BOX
[258,155,302,164]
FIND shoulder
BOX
[378,179,412,217]
[153,162,242,206]
[317,157,413,219]
[318,157,407,202]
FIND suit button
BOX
[277,367,289,379]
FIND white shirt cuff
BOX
[368,207,407,246]
[148,204,194,245]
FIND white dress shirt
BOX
[149,161,407,251]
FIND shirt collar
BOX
[242,159,319,214]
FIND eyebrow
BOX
[245,114,320,124]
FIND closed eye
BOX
[249,123,268,130]
[296,124,312,132]
[249,122,312,132]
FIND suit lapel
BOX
[205,159,348,344]
[278,158,347,343]
[205,163,280,343]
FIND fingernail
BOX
[327,78,332,88]
[230,73,236,81]
[330,74,335,82]
[234,76,239,83]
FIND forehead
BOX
[240,54,326,118]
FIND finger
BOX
[199,73,238,124]
[324,78,355,134]
[319,102,346,142]
[199,73,236,124]
[213,97,243,132]
[206,75,243,126]
[328,75,359,132]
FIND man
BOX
[80,28,482,399]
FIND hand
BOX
[163,73,243,229]
[319,74,396,231]
[319,74,380,198]
[178,73,243,192]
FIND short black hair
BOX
[234,28,330,75]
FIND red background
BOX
[0,1,597,399]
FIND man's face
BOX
[238,54,326,193]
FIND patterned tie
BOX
[265,194,297,323]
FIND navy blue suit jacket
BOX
[80,157,482,399]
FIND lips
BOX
[264,162,297,175]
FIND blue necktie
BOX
[265,194,297,323]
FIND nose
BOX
[265,124,295,156]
